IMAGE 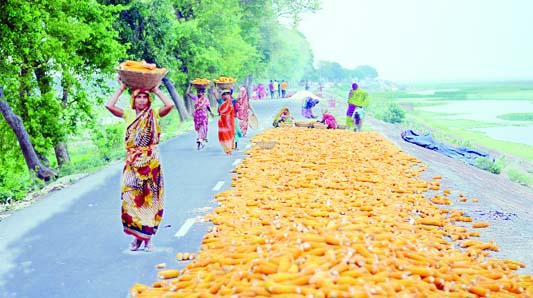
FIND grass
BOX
[507,168,533,187]
[1,104,196,206]
[497,113,533,121]
[357,81,533,188]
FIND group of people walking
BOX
[105,78,257,251]
[250,80,289,100]
[105,77,367,251]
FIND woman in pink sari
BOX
[321,109,338,129]
[187,85,214,149]
[236,86,254,137]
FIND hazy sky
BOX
[297,0,533,82]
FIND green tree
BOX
[317,61,346,82]
[0,0,125,173]
[350,65,378,80]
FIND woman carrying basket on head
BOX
[213,88,239,154]
[105,79,174,252]
[187,83,215,150]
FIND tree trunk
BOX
[183,92,193,115]
[162,77,189,121]
[0,88,57,180]
[54,142,70,168]
[244,75,253,98]
[55,83,71,167]
[207,85,217,111]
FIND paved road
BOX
[2,95,533,298]
[0,98,301,298]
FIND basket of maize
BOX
[278,122,293,128]
[213,77,236,90]
[117,60,168,89]
[313,123,328,129]
[191,78,210,90]
[294,121,314,128]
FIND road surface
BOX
[1,96,532,298]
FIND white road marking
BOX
[212,181,225,191]
[232,159,242,166]
[174,217,199,237]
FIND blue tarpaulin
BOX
[401,130,489,166]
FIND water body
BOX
[473,125,533,146]
[408,88,460,96]
[416,100,533,146]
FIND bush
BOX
[91,122,124,161]
[507,168,532,186]
[474,157,502,174]
[0,168,40,204]
[381,102,406,124]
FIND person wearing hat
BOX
[212,87,241,154]
[105,79,175,252]
[187,84,215,150]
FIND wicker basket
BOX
[313,123,328,129]
[248,113,259,130]
[117,68,168,89]
[192,83,209,90]
[215,82,235,90]
[294,121,313,128]
[278,122,293,128]
[254,141,276,149]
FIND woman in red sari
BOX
[213,88,236,154]
[105,80,174,251]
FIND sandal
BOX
[130,239,142,251]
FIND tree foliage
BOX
[0,0,323,201]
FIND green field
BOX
[367,81,533,187]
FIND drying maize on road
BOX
[132,128,533,297]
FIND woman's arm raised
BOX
[105,81,127,118]
[152,84,175,117]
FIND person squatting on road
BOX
[301,96,320,119]
[272,106,294,127]
[105,80,174,252]
[321,108,338,129]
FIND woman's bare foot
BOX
[143,240,153,252]
[130,239,142,251]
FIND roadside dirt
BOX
[0,173,89,221]
[366,116,533,205]
[366,116,533,273]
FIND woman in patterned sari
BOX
[187,84,214,149]
[105,80,174,251]
[236,86,254,137]
[213,88,236,154]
